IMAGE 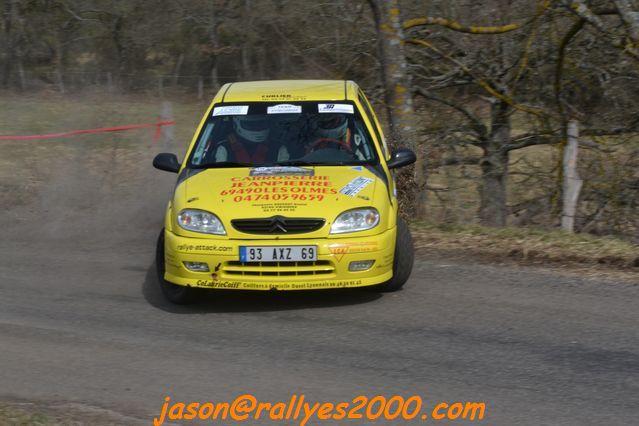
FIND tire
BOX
[371,217,414,292]
[156,229,196,304]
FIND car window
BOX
[191,121,215,165]
[188,102,379,168]
[357,91,389,158]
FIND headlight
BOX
[177,209,226,235]
[330,208,380,234]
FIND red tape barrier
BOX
[0,120,176,142]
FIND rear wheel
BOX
[156,229,196,304]
[372,217,414,292]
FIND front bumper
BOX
[163,228,396,290]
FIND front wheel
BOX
[371,218,414,292]
[156,229,197,304]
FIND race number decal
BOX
[340,177,374,197]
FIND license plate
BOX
[239,245,317,262]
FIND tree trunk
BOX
[2,0,22,89]
[368,0,416,148]
[478,100,511,227]
[368,0,420,215]
[241,0,252,80]
[209,5,220,93]
[1,0,13,88]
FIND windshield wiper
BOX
[190,161,254,169]
[274,160,377,167]
[272,160,319,167]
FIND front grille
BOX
[223,260,334,276]
[231,216,325,234]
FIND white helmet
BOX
[233,116,270,143]
[315,114,348,139]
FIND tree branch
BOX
[561,0,639,60]
[503,134,559,152]
[439,156,482,166]
[403,16,531,34]
[406,38,550,117]
[613,0,639,56]
[413,87,488,140]
[562,0,608,33]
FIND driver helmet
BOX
[315,114,348,140]
[233,115,270,143]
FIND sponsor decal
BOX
[328,242,379,261]
[195,279,364,290]
[328,246,349,262]
[241,282,271,289]
[255,202,306,213]
[267,104,302,114]
[286,280,362,289]
[250,166,313,176]
[261,94,307,101]
[318,103,354,114]
[196,280,241,289]
[212,105,249,116]
[220,175,337,203]
[339,176,374,197]
[176,244,233,253]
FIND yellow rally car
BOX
[153,80,416,303]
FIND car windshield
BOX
[188,102,379,168]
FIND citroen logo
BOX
[269,216,288,233]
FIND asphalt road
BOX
[1,143,638,425]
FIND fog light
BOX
[349,260,375,271]
[183,261,210,272]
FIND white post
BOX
[561,120,583,232]
[158,76,164,98]
[160,101,174,150]
[197,76,204,100]
[56,69,65,94]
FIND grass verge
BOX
[0,402,144,426]
[0,404,62,426]
[411,222,639,274]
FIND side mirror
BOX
[153,153,181,173]
[386,148,416,169]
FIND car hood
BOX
[173,165,390,239]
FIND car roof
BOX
[216,80,359,103]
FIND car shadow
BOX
[142,263,383,313]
